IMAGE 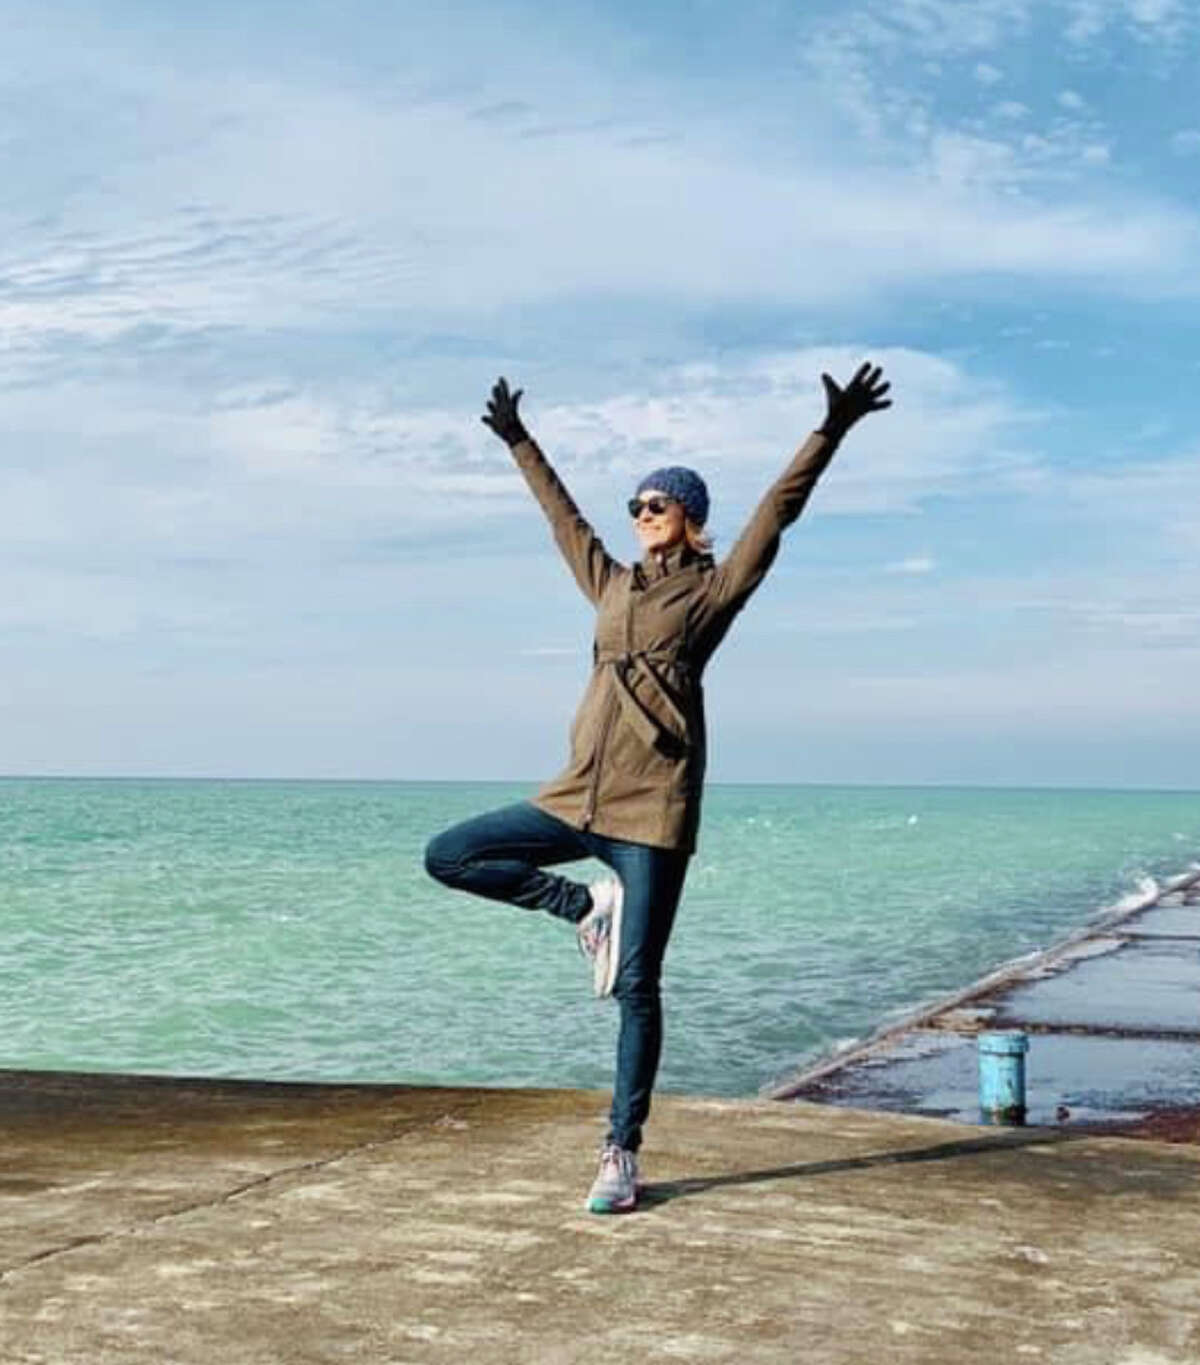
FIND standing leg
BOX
[599,840,690,1154]
[423,801,593,923]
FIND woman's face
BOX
[631,489,687,554]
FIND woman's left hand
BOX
[482,377,530,447]
[819,362,891,439]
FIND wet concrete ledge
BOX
[4,1069,1200,1364]
[770,866,1200,1130]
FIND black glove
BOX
[819,362,891,441]
[481,376,529,446]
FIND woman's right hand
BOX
[481,377,530,446]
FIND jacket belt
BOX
[593,649,691,753]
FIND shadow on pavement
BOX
[638,1127,1087,1210]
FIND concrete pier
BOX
[4,1069,1200,1363]
[771,867,1200,1128]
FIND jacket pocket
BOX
[606,710,690,777]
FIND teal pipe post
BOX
[979,1031,1029,1125]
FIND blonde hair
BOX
[685,519,713,555]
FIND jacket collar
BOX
[635,542,710,586]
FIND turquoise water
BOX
[2,778,1198,1097]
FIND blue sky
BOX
[3,0,1199,785]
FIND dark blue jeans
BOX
[424,801,690,1153]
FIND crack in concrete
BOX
[0,1109,471,1282]
[925,1020,1200,1042]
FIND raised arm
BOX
[482,377,617,606]
[708,362,891,617]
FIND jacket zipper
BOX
[580,690,618,830]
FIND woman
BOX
[425,362,891,1212]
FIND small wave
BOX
[1097,875,1159,919]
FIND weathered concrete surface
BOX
[784,1028,1200,1127]
[4,1071,1200,1364]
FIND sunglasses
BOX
[627,494,677,519]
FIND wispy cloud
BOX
[886,556,937,575]
[2,0,1199,783]
[0,345,1036,580]
[4,0,1199,412]
[799,0,1198,203]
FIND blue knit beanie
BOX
[636,466,709,526]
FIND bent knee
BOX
[423,832,463,886]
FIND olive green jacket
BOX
[511,429,841,852]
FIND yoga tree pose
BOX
[425,362,891,1212]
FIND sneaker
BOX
[577,878,623,998]
[586,1144,639,1214]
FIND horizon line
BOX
[2,773,1199,797]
